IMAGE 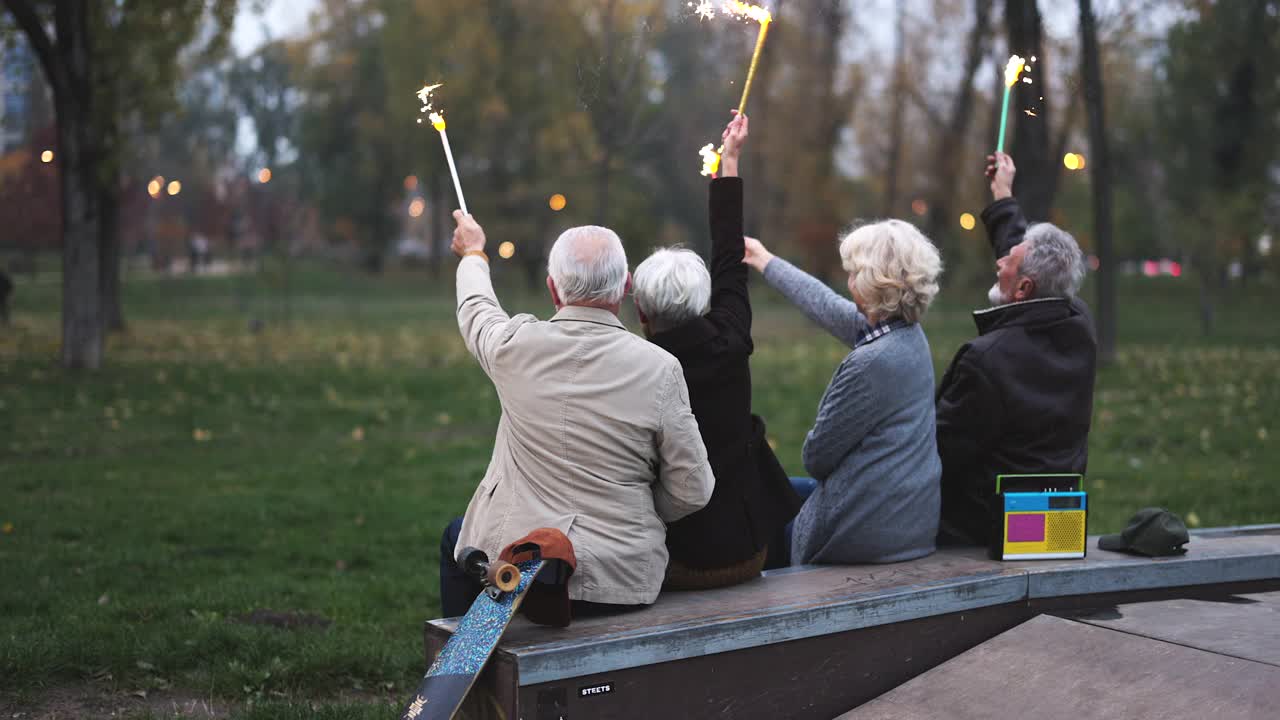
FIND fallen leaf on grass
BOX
[351,426,365,442]
[98,593,110,605]
[1186,511,1201,528]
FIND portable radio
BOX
[990,474,1087,561]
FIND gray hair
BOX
[547,226,629,306]
[838,219,942,323]
[1021,223,1086,299]
[632,247,711,332]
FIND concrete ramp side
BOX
[837,614,1280,720]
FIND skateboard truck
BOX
[459,547,521,598]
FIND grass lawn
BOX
[1,262,1277,718]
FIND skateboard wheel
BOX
[487,561,521,592]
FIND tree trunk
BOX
[882,2,907,217]
[926,0,994,250]
[56,4,102,368]
[1079,0,1115,364]
[1005,0,1052,221]
[5,0,103,368]
[99,177,125,333]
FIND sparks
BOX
[416,83,444,109]
[699,143,721,177]
[691,0,716,20]
[429,111,446,132]
[722,0,772,24]
[1003,55,1026,88]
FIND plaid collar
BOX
[855,317,909,348]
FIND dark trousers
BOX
[763,477,818,570]
[438,517,646,619]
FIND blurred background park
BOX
[1,0,1278,717]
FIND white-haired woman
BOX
[743,221,943,566]
[632,113,803,590]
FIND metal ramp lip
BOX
[510,573,1028,686]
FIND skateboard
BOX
[400,550,545,720]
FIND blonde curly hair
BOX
[838,220,942,324]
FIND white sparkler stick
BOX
[431,113,468,215]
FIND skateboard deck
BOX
[401,559,545,720]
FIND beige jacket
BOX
[453,256,714,605]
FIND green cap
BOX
[1098,508,1190,557]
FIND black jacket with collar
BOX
[651,177,803,569]
[935,197,1098,546]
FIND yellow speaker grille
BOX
[1045,511,1086,552]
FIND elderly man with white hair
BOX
[743,218,944,566]
[438,211,714,617]
[632,114,802,589]
[934,152,1097,546]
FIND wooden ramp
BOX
[837,611,1280,720]
[423,526,1280,719]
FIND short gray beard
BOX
[987,282,1009,307]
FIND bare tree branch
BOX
[2,0,64,95]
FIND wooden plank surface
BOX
[837,615,1280,720]
[1063,590,1280,668]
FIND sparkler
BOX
[416,83,468,214]
[696,2,773,175]
[724,1,773,114]
[996,55,1025,154]
[431,111,468,215]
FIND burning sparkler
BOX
[415,83,468,214]
[695,2,773,175]
[996,55,1026,154]
[430,111,468,215]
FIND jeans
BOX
[437,516,646,618]
[763,477,818,570]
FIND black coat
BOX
[652,177,803,568]
[935,197,1098,546]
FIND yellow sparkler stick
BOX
[430,112,468,215]
[736,17,771,114]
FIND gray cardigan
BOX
[762,258,941,565]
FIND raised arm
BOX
[981,152,1029,259]
[707,113,751,337]
[744,238,866,348]
[453,211,533,375]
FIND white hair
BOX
[1022,223,1086,299]
[547,226,629,306]
[838,219,942,324]
[632,247,712,332]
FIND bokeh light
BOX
[959,212,976,231]
[549,193,567,211]
[404,175,419,191]
[258,167,272,184]
[167,180,182,196]
[40,150,53,163]
[1064,153,1086,171]
[911,198,928,216]
[408,198,425,218]
[498,241,516,259]
[147,178,163,198]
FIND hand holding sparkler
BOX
[985,152,1016,201]
[451,210,487,259]
[719,112,749,177]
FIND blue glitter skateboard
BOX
[400,557,545,720]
